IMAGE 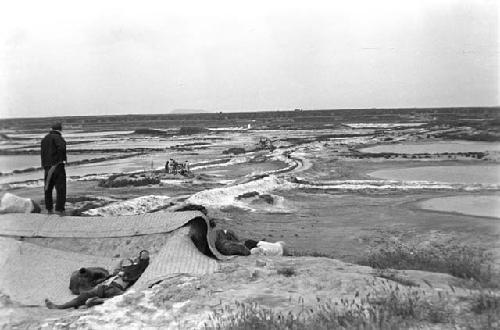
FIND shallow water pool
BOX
[419,195,500,218]
[368,165,500,185]
[0,153,114,173]
[360,141,500,154]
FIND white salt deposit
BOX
[344,123,426,128]
[295,179,459,191]
[190,158,231,170]
[83,195,171,216]
[187,175,294,209]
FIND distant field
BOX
[0,107,498,132]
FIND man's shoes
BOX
[47,210,54,215]
[55,210,65,216]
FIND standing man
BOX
[41,122,67,215]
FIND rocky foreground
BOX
[2,255,498,329]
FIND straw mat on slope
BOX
[0,237,118,306]
[133,226,219,289]
[0,214,226,305]
[0,211,202,238]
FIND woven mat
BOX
[0,214,226,306]
[0,237,118,306]
[133,226,219,289]
[0,211,203,238]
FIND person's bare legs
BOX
[45,285,124,309]
[45,288,99,309]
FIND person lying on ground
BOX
[209,219,262,256]
[45,250,150,309]
[215,228,251,256]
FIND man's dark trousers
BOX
[44,164,66,212]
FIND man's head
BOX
[51,122,62,131]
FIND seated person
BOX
[45,250,150,309]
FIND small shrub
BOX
[99,174,160,188]
[462,290,500,329]
[277,267,296,277]
[470,290,500,314]
[178,126,208,135]
[222,147,246,155]
[290,250,336,259]
[236,191,260,200]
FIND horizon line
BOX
[1,105,499,121]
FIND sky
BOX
[0,0,498,118]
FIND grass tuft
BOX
[374,269,419,287]
[360,239,498,287]
[205,285,455,330]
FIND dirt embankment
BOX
[4,255,497,329]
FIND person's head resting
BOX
[139,250,149,260]
[51,122,62,132]
[119,250,150,282]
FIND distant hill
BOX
[169,109,210,114]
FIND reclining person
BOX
[210,219,260,256]
[215,228,257,256]
[45,250,150,309]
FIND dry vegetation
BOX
[360,238,498,288]
[206,283,500,330]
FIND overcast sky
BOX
[0,0,498,118]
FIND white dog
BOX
[250,241,288,256]
[0,192,41,214]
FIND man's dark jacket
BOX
[41,130,67,167]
